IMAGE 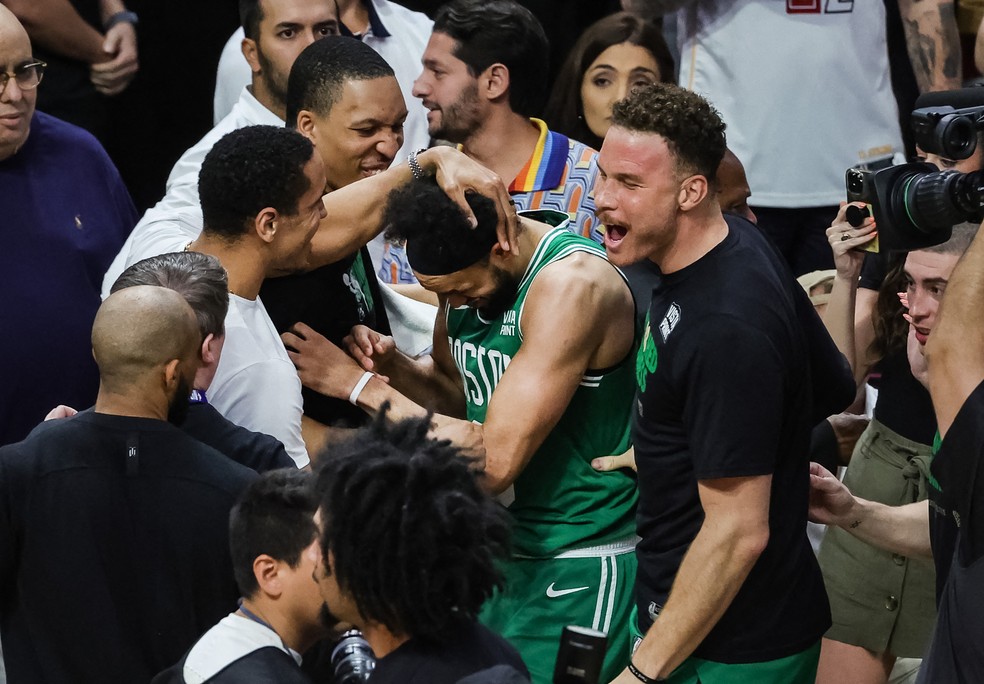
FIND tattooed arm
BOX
[899,0,962,92]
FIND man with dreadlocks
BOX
[310,409,529,683]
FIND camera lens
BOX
[846,170,864,194]
[331,631,376,684]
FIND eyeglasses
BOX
[0,61,46,96]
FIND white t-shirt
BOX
[182,613,301,683]
[101,87,283,297]
[209,295,309,468]
[677,1,904,208]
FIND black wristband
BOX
[627,661,661,683]
[104,10,138,31]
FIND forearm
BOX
[5,0,107,63]
[98,0,126,22]
[899,0,962,92]
[835,498,932,559]
[630,523,766,678]
[310,148,443,267]
[382,352,467,418]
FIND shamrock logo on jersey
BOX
[636,312,658,391]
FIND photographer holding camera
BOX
[815,213,976,684]
[310,411,530,684]
[812,90,984,681]
[810,215,984,680]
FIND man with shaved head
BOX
[0,286,257,683]
[0,4,136,446]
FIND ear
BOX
[252,554,284,599]
[242,38,261,76]
[163,357,182,393]
[200,333,219,366]
[254,208,279,244]
[677,174,710,212]
[295,110,318,143]
[483,63,510,102]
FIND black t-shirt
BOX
[261,247,390,427]
[632,216,834,663]
[919,380,984,682]
[368,621,529,684]
[183,401,294,473]
[0,411,257,683]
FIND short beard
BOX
[431,81,482,143]
[256,43,289,112]
[478,267,520,321]
[167,374,192,426]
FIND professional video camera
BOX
[845,87,984,252]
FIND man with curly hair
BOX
[310,411,529,683]
[594,83,853,684]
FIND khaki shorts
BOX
[818,419,937,657]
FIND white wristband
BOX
[348,371,374,406]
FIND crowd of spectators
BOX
[3,1,984,683]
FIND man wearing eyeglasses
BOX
[0,3,137,447]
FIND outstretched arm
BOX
[307,147,518,268]
[808,462,932,558]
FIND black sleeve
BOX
[932,379,984,565]
[859,251,886,292]
[793,279,856,421]
[679,317,785,479]
[809,420,840,473]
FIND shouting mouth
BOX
[604,224,628,250]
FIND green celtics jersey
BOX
[445,211,637,557]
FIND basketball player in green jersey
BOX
[283,179,638,683]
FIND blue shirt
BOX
[0,111,136,444]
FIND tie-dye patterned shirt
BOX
[378,118,601,284]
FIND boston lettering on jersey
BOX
[445,211,637,557]
[449,337,512,408]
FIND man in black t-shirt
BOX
[310,411,530,684]
[810,222,984,682]
[594,83,853,684]
[0,287,257,683]
[261,37,402,452]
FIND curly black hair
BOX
[199,125,314,240]
[382,178,499,272]
[286,36,395,128]
[434,0,549,117]
[313,408,511,641]
[229,469,319,598]
[611,82,727,180]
